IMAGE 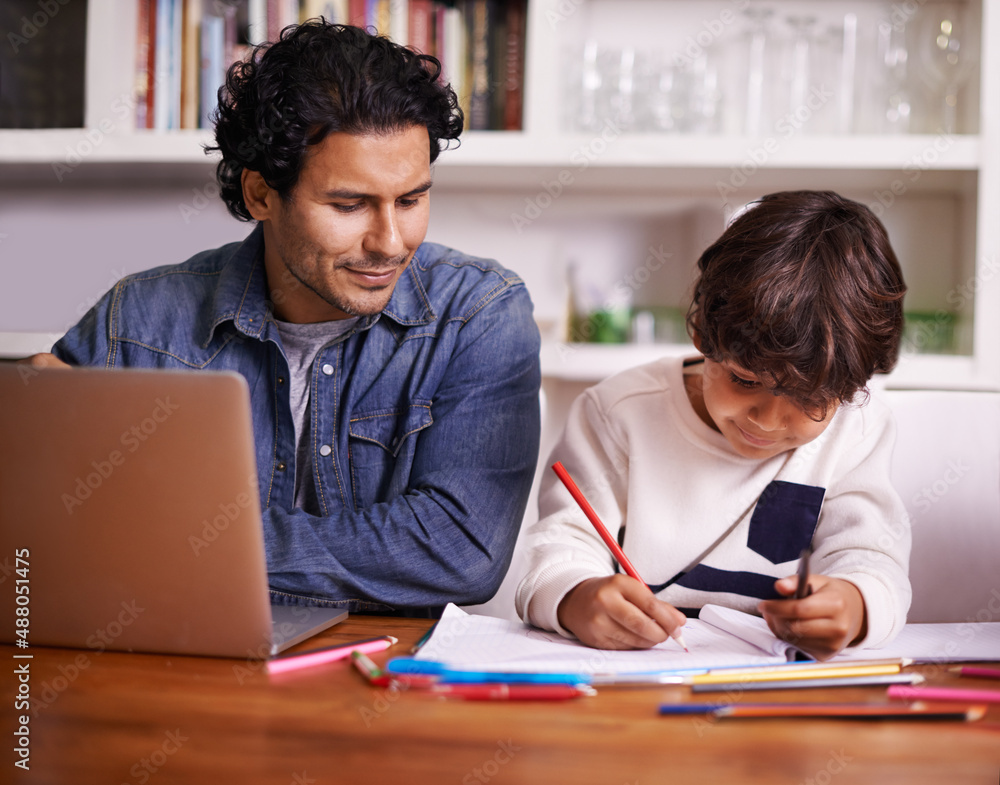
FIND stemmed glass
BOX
[913,2,979,133]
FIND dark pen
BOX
[794,545,814,599]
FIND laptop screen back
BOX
[0,365,279,658]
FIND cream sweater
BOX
[515,356,911,649]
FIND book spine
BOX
[442,5,467,119]
[170,0,184,129]
[303,0,349,23]
[389,0,408,43]
[266,0,280,42]
[502,0,525,130]
[284,0,300,32]
[134,0,152,129]
[200,14,226,128]
[408,0,431,53]
[348,0,367,27]
[247,0,267,44]
[153,0,172,129]
[375,0,390,35]
[467,0,490,130]
[146,0,158,128]
[433,2,447,62]
[488,0,505,130]
[180,0,202,129]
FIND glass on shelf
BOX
[560,0,981,137]
[724,6,779,136]
[775,15,819,129]
[911,1,979,134]
[678,50,723,134]
[564,40,634,132]
[856,6,914,134]
[642,52,681,133]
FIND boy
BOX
[515,190,910,660]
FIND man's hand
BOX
[758,574,867,661]
[557,574,687,650]
[17,353,70,369]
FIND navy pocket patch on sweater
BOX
[747,480,825,564]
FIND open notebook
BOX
[413,604,1000,676]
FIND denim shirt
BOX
[54,225,542,615]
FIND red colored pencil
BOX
[552,461,641,578]
[428,683,595,701]
[551,461,688,652]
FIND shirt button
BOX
[276,461,287,472]
[321,364,334,376]
[319,445,332,457]
[277,376,285,385]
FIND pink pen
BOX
[888,684,1000,704]
[267,635,398,675]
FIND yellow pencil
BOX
[690,663,902,686]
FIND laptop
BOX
[0,364,346,658]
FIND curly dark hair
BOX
[206,21,464,221]
[686,190,907,415]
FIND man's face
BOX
[256,125,433,323]
[690,358,837,460]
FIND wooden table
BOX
[4,616,999,784]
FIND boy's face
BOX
[249,125,433,323]
[689,358,837,460]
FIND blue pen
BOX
[386,657,589,685]
[658,703,732,715]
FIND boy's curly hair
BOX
[206,21,464,221]
[687,191,907,415]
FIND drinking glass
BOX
[912,2,979,133]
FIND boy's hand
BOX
[758,574,867,660]
[557,574,687,650]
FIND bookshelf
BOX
[0,0,998,392]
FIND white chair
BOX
[884,390,1000,623]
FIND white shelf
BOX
[0,128,981,170]
[0,130,219,165]
[539,341,995,392]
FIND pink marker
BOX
[267,635,398,675]
[888,684,1000,704]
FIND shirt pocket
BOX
[347,402,433,507]
[747,480,826,564]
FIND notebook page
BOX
[415,604,787,675]
[697,604,794,658]
[835,621,1000,663]
[698,604,1000,663]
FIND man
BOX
[30,22,541,617]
